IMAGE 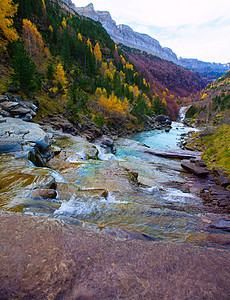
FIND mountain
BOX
[75,3,178,63]
[75,3,230,79]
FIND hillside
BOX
[0,0,181,137]
[185,70,230,126]
[182,70,230,175]
[120,45,207,119]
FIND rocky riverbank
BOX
[179,126,230,213]
[1,98,230,298]
[1,210,230,299]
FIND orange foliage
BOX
[22,19,44,61]
[94,43,102,62]
[87,38,92,51]
[0,0,18,51]
[55,63,67,88]
[96,88,129,117]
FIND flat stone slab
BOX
[181,161,209,176]
[10,107,31,115]
[0,211,230,299]
[145,148,202,159]
[0,101,19,111]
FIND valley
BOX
[0,0,230,298]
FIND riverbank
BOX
[1,107,230,297]
[1,210,230,299]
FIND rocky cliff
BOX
[75,3,230,77]
[75,4,178,63]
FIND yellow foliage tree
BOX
[125,62,134,70]
[78,32,83,42]
[120,55,126,65]
[42,0,46,10]
[98,91,129,118]
[142,93,151,108]
[119,71,125,82]
[201,93,208,99]
[61,17,66,29]
[87,38,92,51]
[94,42,102,63]
[100,62,108,76]
[134,86,140,99]
[55,63,67,88]
[22,19,44,61]
[49,25,53,33]
[0,0,18,51]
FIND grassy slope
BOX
[184,70,230,175]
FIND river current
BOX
[1,113,230,249]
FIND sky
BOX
[72,0,230,64]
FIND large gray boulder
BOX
[0,117,52,166]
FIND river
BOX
[0,111,230,249]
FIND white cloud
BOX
[73,0,230,63]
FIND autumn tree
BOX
[55,63,67,94]
[0,0,18,51]
[94,42,102,63]
[78,32,82,42]
[22,19,45,62]
[87,38,92,52]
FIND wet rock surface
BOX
[181,159,209,176]
[0,210,230,299]
[0,117,53,166]
[186,172,230,214]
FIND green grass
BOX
[202,124,230,175]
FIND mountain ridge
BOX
[74,3,230,79]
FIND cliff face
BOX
[75,4,178,63]
[75,3,230,77]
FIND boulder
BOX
[85,145,99,160]
[0,117,53,166]
[181,160,209,176]
[31,189,57,199]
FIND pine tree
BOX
[11,40,36,93]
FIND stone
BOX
[9,107,31,116]
[85,146,99,160]
[0,117,53,166]
[0,109,10,117]
[181,161,209,176]
[212,167,230,188]
[1,210,230,299]
[210,220,230,231]
[0,101,19,111]
[31,189,57,199]
[146,148,201,159]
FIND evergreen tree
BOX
[11,40,36,93]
